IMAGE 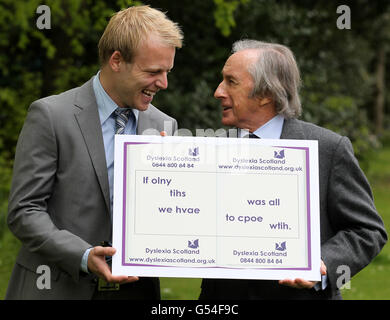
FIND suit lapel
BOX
[137,106,156,135]
[73,79,110,213]
[137,109,148,135]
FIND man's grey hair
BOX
[232,39,302,118]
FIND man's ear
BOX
[259,97,272,107]
[108,50,122,72]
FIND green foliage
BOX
[0,156,12,238]
[303,94,378,157]
[0,229,21,299]
[0,0,140,238]
[213,0,249,37]
[0,0,389,236]
[155,80,221,134]
[341,144,390,299]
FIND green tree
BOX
[1,0,389,237]
[0,0,139,237]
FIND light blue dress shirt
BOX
[80,71,139,273]
[238,114,284,139]
[93,71,139,217]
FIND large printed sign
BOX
[112,135,321,281]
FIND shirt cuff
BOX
[314,274,328,291]
[80,247,93,274]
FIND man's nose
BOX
[214,81,225,99]
[156,73,168,90]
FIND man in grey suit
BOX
[199,40,387,299]
[6,6,183,299]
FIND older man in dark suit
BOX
[199,40,387,300]
[6,6,182,300]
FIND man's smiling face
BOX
[115,36,176,110]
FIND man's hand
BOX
[87,246,139,284]
[278,260,327,289]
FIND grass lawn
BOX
[160,277,201,299]
[0,229,21,299]
[339,146,390,299]
[1,146,389,300]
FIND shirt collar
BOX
[239,114,285,139]
[92,71,139,125]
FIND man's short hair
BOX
[232,39,302,118]
[98,5,183,65]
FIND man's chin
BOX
[133,103,150,112]
[221,117,235,127]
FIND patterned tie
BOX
[114,108,133,134]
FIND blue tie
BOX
[114,108,133,134]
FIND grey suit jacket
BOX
[200,118,387,300]
[6,78,177,299]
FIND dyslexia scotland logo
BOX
[274,149,285,159]
[188,147,199,157]
[188,239,199,249]
[275,241,286,251]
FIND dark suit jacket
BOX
[200,118,387,300]
[6,78,177,299]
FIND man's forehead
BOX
[133,40,176,70]
[222,50,259,77]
